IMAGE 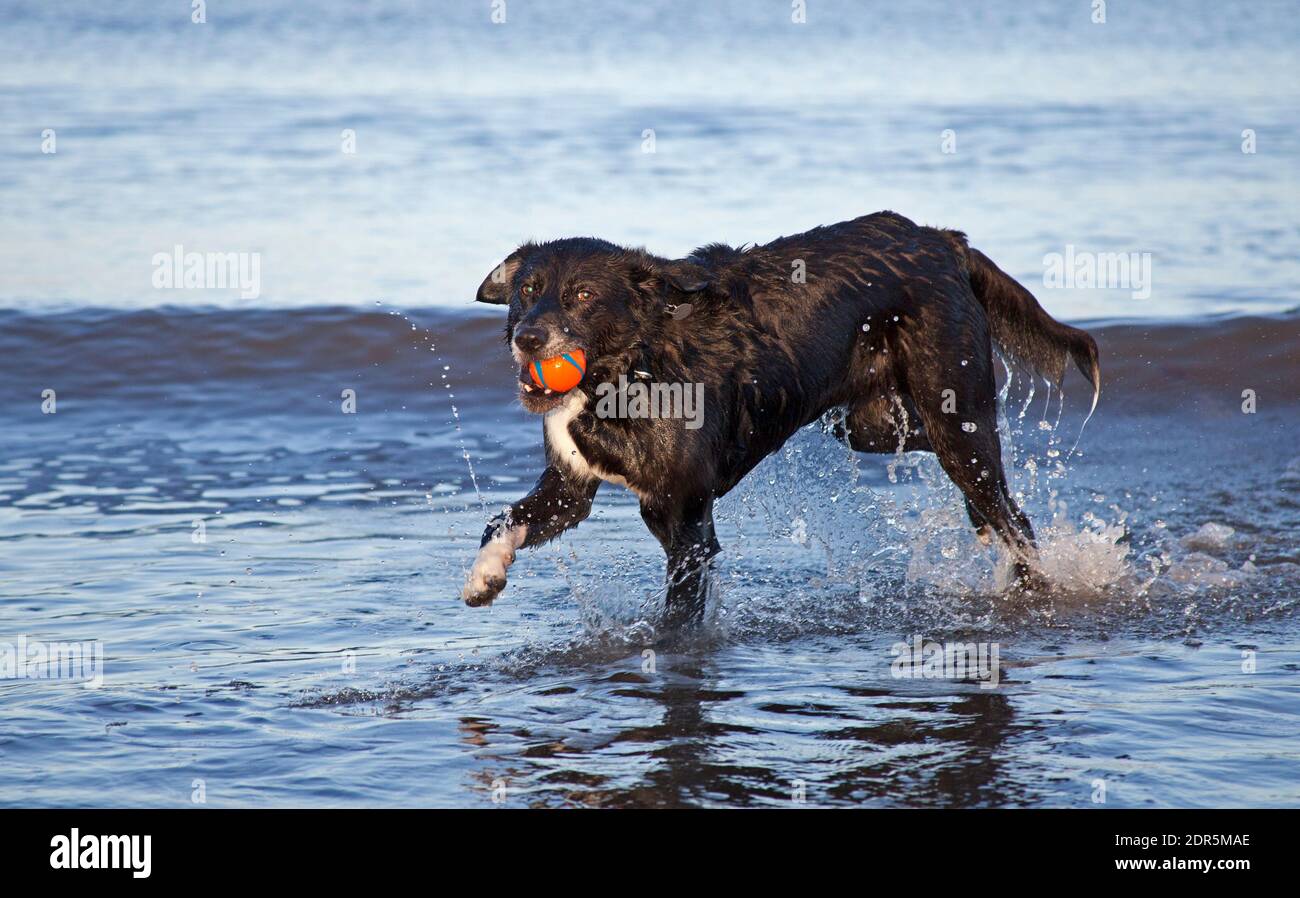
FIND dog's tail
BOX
[962,242,1101,418]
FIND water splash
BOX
[376,300,487,512]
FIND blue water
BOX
[3,0,1298,315]
[0,1,1298,807]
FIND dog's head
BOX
[476,238,711,413]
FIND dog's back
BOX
[687,211,1097,414]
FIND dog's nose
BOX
[513,326,547,355]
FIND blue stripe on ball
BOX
[561,352,584,377]
[533,360,548,389]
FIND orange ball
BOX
[528,349,586,392]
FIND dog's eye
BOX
[521,284,535,297]
[576,290,593,302]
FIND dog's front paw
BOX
[462,571,506,607]
[461,530,523,607]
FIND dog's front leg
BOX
[462,465,599,607]
[641,494,720,627]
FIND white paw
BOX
[462,525,527,607]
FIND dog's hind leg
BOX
[906,351,1042,587]
[837,392,1019,553]
[936,419,1039,585]
[640,493,720,628]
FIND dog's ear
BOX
[664,266,711,294]
[475,248,528,305]
[629,258,713,297]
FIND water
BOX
[4,0,1299,315]
[1,1,1298,807]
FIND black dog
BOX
[463,212,1099,624]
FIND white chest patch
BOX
[544,393,594,478]
[544,392,638,495]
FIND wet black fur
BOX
[470,211,1100,624]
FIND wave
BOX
[0,305,1295,412]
